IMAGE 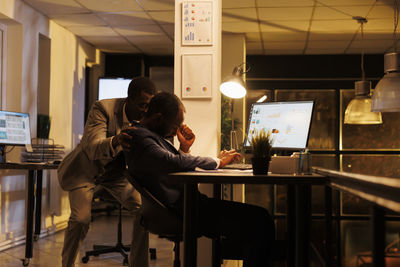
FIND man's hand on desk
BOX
[218,149,241,168]
[177,124,195,153]
[112,126,137,151]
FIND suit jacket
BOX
[125,123,217,207]
[58,98,127,191]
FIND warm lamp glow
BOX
[220,75,246,99]
[344,96,382,124]
[344,81,382,125]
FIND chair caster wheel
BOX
[21,258,30,266]
[81,256,89,263]
[123,258,129,265]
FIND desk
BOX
[168,170,326,267]
[0,162,59,266]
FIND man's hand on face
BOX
[218,149,242,168]
[112,126,137,151]
[177,124,195,153]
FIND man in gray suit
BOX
[125,92,275,267]
[58,77,156,267]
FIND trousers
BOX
[61,175,149,267]
[197,194,275,267]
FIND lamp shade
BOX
[371,52,400,112]
[344,81,382,124]
[344,96,383,124]
[220,75,247,99]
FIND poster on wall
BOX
[181,54,212,99]
[182,1,212,46]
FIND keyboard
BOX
[221,163,252,170]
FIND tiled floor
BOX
[0,215,173,267]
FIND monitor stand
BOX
[0,145,5,163]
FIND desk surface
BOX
[168,170,326,185]
[0,162,59,170]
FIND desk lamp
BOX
[220,63,248,150]
[344,17,382,124]
[372,0,400,112]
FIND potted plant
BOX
[249,129,273,174]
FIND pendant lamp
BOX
[344,17,383,124]
[371,0,400,112]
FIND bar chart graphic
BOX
[182,1,212,45]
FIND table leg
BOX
[325,186,332,267]
[295,185,311,267]
[372,206,385,267]
[24,170,36,265]
[287,185,296,267]
[183,183,198,267]
[34,170,43,241]
[212,184,221,267]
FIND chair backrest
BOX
[127,175,182,236]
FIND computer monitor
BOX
[98,77,131,100]
[244,100,314,150]
[0,111,31,146]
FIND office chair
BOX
[81,187,130,265]
[127,176,182,267]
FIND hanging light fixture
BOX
[371,0,400,112]
[344,17,383,124]
[220,63,247,99]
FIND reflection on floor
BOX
[0,215,173,267]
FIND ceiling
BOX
[21,0,399,55]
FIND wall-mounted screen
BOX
[244,101,314,150]
[0,111,31,145]
[98,78,131,100]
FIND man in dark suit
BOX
[125,92,275,267]
[58,77,156,267]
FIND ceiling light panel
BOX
[98,12,154,26]
[75,0,142,13]
[23,0,89,15]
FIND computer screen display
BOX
[244,101,314,150]
[0,111,31,145]
[98,78,131,100]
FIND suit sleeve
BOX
[128,133,217,173]
[80,101,116,161]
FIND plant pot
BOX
[251,157,270,175]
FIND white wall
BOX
[0,0,98,249]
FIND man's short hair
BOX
[127,77,157,98]
[145,92,183,120]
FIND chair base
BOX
[82,243,130,265]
